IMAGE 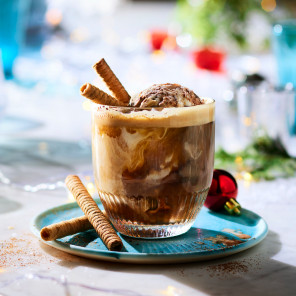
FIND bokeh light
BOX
[261,0,276,12]
[45,9,63,26]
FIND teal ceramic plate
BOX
[31,201,268,264]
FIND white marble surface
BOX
[1,0,296,294]
[0,177,296,296]
[2,61,296,296]
[0,92,296,296]
[0,65,295,296]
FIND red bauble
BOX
[192,47,225,72]
[150,30,168,51]
[205,169,240,214]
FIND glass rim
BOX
[239,84,295,94]
[273,19,296,34]
[273,19,296,27]
[91,98,215,111]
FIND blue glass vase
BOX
[273,20,296,87]
[0,0,31,79]
[273,20,296,135]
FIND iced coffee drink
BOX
[91,83,215,238]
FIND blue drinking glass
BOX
[273,19,296,87]
[0,0,30,79]
[273,20,296,135]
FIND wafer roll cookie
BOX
[65,175,123,251]
[93,59,130,104]
[80,83,125,106]
[40,216,92,241]
[40,210,108,241]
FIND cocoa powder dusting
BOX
[207,261,248,277]
[222,228,251,239]
[206,257,262,278]
[130,83,201,108]
[205,235,244,247]
[0,234,57,269]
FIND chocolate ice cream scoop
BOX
[130,83,202,108]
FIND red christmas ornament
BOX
[150,30,168,51]
[204,169,241,215]
[192,47,225,72]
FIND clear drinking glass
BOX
[237,84,296,156]
[91,100,215,238]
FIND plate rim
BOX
[31,201,268,264]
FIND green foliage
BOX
[215,136,296,180]
[176,0,270,49]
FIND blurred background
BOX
[1,0,296,192]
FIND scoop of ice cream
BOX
[130,83,202,108]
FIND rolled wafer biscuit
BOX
[40,216,92,241]
[80,83,125,106]
[65,175,123,251]
[40,210,108,241]
[93,58,130,104]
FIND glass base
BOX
[99,188,209,239]
[110,220,195,239]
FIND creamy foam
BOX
[92,98,215,128]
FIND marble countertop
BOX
[0,52,295,295]
[0,176,296,296]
